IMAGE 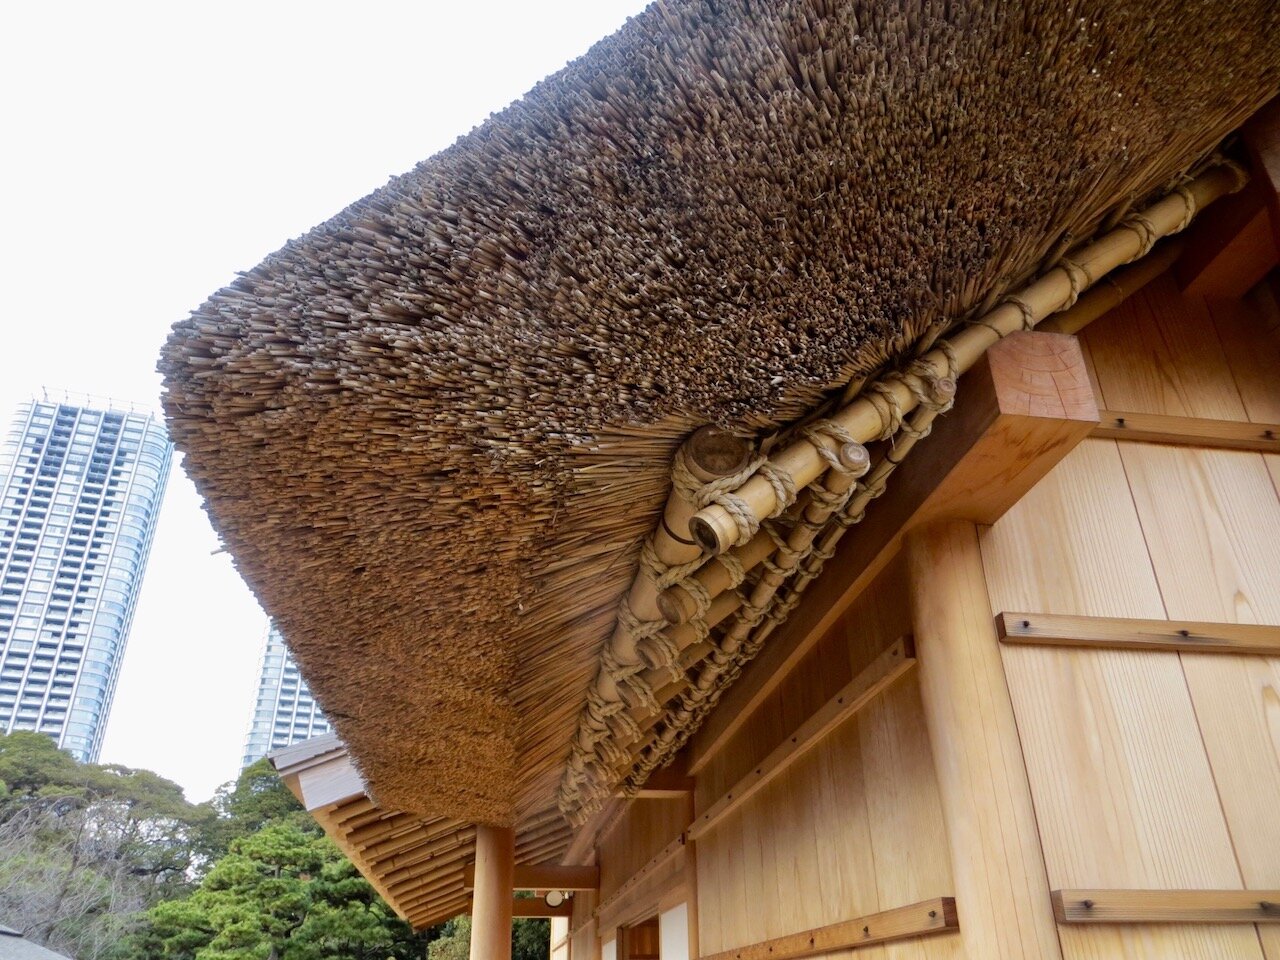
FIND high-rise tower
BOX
[242,622,332,767]
[0,397,172,761]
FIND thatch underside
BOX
[162,0,1280,825]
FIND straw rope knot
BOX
[865,380,906,440]
[677,571,714,618]
[1121,210,1159,262]
[799,419,859,474]
[1172,183,1198,233]
[1058,256,1094,310]
[616,595,666,643]
[638,631,685,684]
[640,536,704,591]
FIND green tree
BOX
[114,821,428,960]
[426,910,549,960]
[193,758,317,862]
[0,731,207,959]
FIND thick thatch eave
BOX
[161,0,1280,826]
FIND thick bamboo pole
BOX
[470,825,515,960]
[688,162,1245,555]
[905,521,1061,960]
[588,426,749,702]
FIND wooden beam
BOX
[997,612,1280,656]
[1243,95,1280,251]
[1092,410,1280,453]
[1177,176,1277,299]
[1052,889,1280,924]
[690,331,1098,772]
[462,862,599,891]
[508,897,575,919]
[906,522,1063,959]
[688,638,915,840]
[469,825,514,960]
[697,897,958,960]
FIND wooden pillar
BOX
[469,825,514,960]
[905,521,1062,959]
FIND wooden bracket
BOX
[690,331,1098,771]
[1053,889,1280,924]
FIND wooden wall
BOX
[694,556,963,958]
[583,273,1279,960]
[983,273,1280,958]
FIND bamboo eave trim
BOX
[688,162,1246,556]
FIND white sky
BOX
[0,0,650,802]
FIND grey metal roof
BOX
[0,928,74,960]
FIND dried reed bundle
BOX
[161,0,1280,826]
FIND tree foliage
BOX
[0,735,550,960]
[0,731,206,959]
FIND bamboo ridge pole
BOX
[687,161,1246,556]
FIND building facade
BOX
[0,398,172,762]
[242,622,331,768]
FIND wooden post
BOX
[906,521,1063,960]
[470,825,514,960]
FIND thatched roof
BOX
[161,0,1280,827]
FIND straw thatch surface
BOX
[161,0,1280,826]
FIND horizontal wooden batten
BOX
[1091,410,1280,453]
[461,863,598,891]
[996,612,1280,656]
[1052,889,1280,924]
[689,638,915,840]
[699,897,959,960]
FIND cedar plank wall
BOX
[694,556,963,959]
[983,272,1280,958]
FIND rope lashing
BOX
[1058,256,1094,310]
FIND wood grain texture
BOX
[689,639,915,840]
[907,521,1063,959]
[697,898,958,960]
[1052,889,1280,924]
[1082,272,1250,421]
[1092,410,1280,452]
[597,799,686,904]
[984,274,1280,958]
[470,825,514,960]
[997,611,1280,655]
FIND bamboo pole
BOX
[470,825,515,960]
[591,426,750,699]
[1038,237,1184,335]
[686,162,1245,555]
